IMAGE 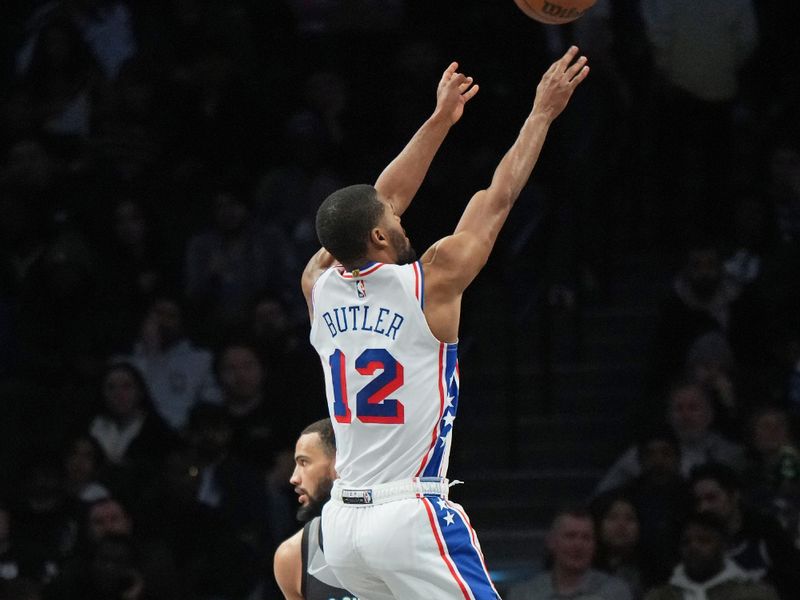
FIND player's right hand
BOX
[532,46,589,121]
[434,62,479,125]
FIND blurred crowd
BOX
[0,0,798,599]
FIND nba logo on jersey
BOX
[355,280,366,299]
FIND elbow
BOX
[487,183,519,212]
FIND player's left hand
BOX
[434,62,479,125]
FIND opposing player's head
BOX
[315,184,416,268]
[290,418,337,521]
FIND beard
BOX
[296,477,334,522]
[389,229,417,265]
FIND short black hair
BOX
[689,462,741,494]
[301,418,336,457]
[315,184,384,265]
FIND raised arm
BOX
[421,47,590,341]
[374,62,479,216]
[301,62,479,314]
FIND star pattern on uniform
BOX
[444,512,455,526]
[436,497,448,510]
[445,394,454,409]
[443,412,455,427]
[439,433,449,448]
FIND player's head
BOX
[315,184,416,268]
[290,418,337,521]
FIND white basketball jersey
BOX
[310,261,459,487]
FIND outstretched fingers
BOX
[450,71,479,99]
[442,61,459,82]
[462,81,479,101]
[557,45,580,70]
[566,55,589,83]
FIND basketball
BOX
[513,0,596,24]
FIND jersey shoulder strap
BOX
[301,519,313,599]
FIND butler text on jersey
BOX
[321,305,406,340]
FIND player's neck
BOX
[342,253,392,273]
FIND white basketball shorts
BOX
[320,479,501,599]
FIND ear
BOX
[370,226,389,248]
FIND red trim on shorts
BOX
[415,343,446,477]
[422,498,472,600]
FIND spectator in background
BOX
[649,239,767,394]
[609,426,692,587]
[597,380,746,495]
[88,362,173,472]
[643,512,779,600]
[590,490,646,598]
[88,57,171,187]
[0,504,46,592]
[96,196,175,352]
[508,507,632,600]
[86,361,176,503]
[184,184,296,338]
[689,462,800,598]
[84,499,132,545]
[126,295,221,432]
[182,403,280,598]
[248,293,326,424]
[743,406,800,508]
[684,332,742,439]
[51,497,178,600]
[15,16,104,140]
[136,446,266,600]
[9,459,79,585]
[214,340,281,469]
[60,434,110,505]
[42,533,158,600]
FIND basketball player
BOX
[274,418,355,600]
[302,47,590,599]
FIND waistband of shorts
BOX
[330,477,449,506]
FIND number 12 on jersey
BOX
[328,348,405,424]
